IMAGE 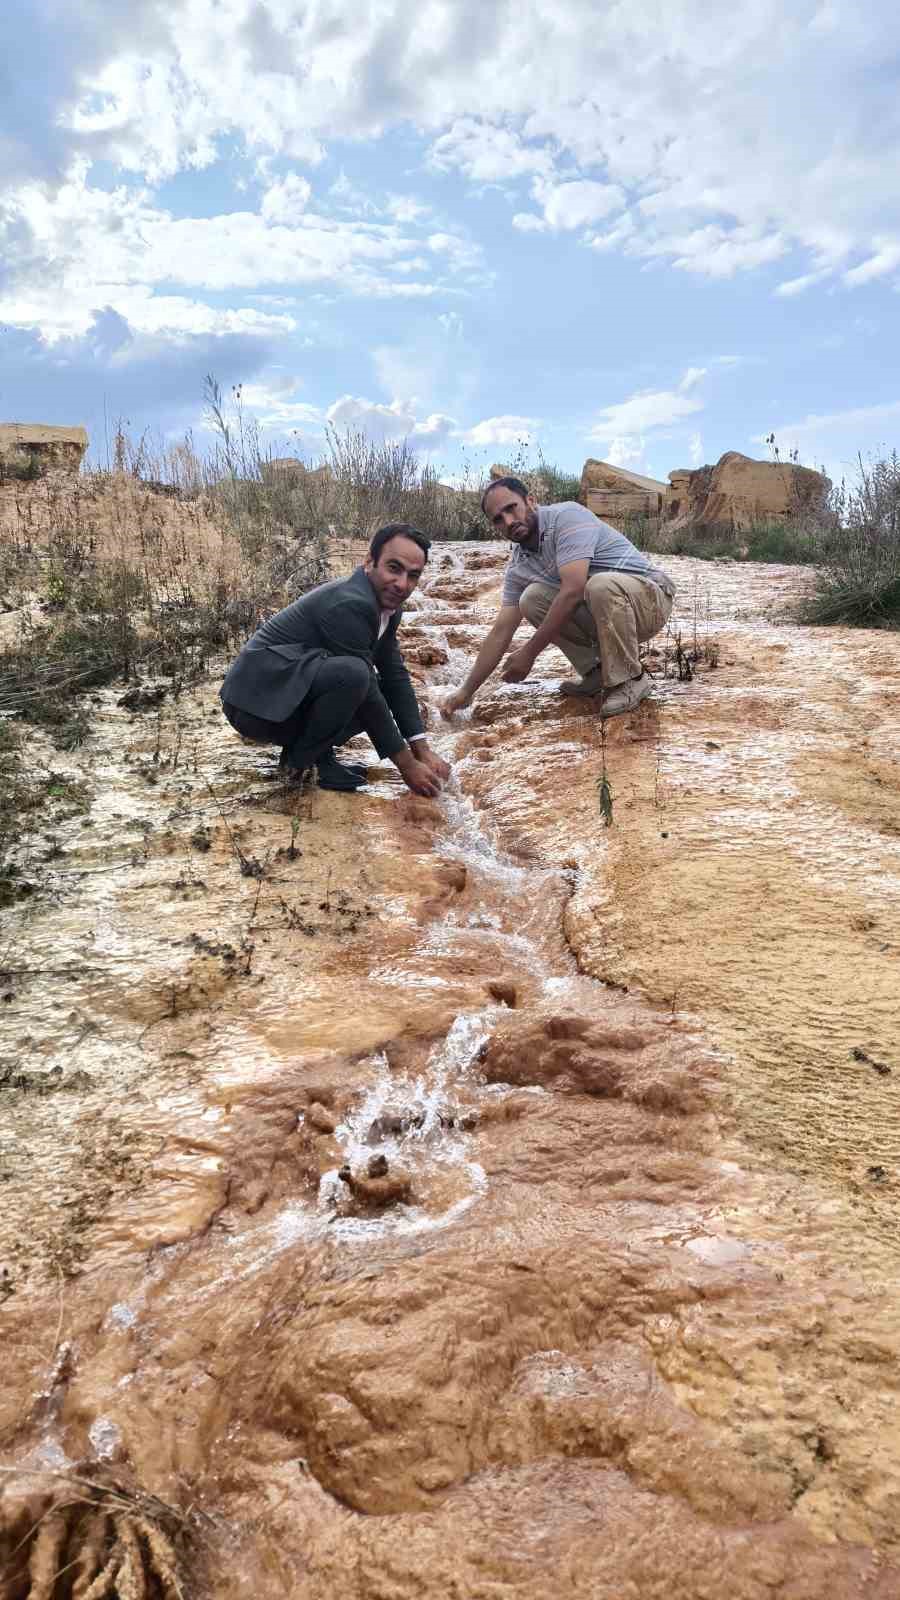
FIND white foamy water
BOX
[317,1010,496,1218]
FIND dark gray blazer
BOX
[219,566,425,747]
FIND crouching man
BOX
[442,478,676,720]
[221,523,450,798]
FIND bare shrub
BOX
[796,452,900,627]
[481,442,581,508]
[325,426,483,541]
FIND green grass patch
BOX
[629,516,825,566]
[0,720,36,905]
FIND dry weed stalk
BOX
[597,721,614,828]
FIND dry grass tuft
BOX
[0,1467,198,1600]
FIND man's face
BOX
[364,535,427,611]
[483,487,539,545]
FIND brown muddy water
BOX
[2,545,900,1598]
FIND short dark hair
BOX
[481,476,531,515]
[368,523,431,564]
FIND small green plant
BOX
[44,567,70,607]
[0,451,41,484]
[0,720,26,901]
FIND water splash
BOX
[316,1011,495,1229]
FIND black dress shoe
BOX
[332,748,368,780]
[316,749,368,792]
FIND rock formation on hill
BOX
[665,451,829,533]
[0,423,88,479]
[261,458,332,486]
[578,459,668,521]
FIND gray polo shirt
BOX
[500,502,675,607]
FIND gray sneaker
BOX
[559,665,604,697]
[599,672,653,719]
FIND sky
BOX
[1,0,899,490]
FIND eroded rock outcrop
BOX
[0,422,88,479]
[665,450,829,533]
[579,458,668,522]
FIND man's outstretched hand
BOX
[394,743,450,798]
[441,689,471,720]
[501,644,536,684]
[416,742,452,783]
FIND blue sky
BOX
[1,0,899,490]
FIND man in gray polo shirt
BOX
[442,477,675,720]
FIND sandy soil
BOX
[1,543,899,1598]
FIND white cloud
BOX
[237,374,323,431]
[4,0,900,313]
[412,412,458,442]
[427,231,483,273]
[532,178,625,232]
[4,0,900,428]
[437,311,464,338]
[0,170,473,340]
[844,242,900,286]
[688,431,704,466]
[589,375,705,441]
[775,269,833,298]
[463,415,540,447]
[429,119,553,184]
[640,224,788,279]
[586,215,636,253]
[260,173,312,222]
[606,436,646,469]
[325,395,456,449]
[0,282,296,343]
[758,399,900,442]
[329,169,378,214]
[680,366,707,392]
[386,194,431,223]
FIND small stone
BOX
[437,863,467,893]
[487,980,517,1008]
[339,1164,412,1208]
[307,1101,337,1135]
[366,1107,424,1142]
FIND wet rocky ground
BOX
[2,544,899,1598]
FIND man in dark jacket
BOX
[221,523,450,797]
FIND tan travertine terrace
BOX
[2,540,899,1597]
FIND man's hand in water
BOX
[414,741,452,783]
[501,644,537,684]
[394,745,444,797]
[441,689,471,720]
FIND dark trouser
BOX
[223,656,404,770]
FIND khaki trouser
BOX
[520,572,673,689]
